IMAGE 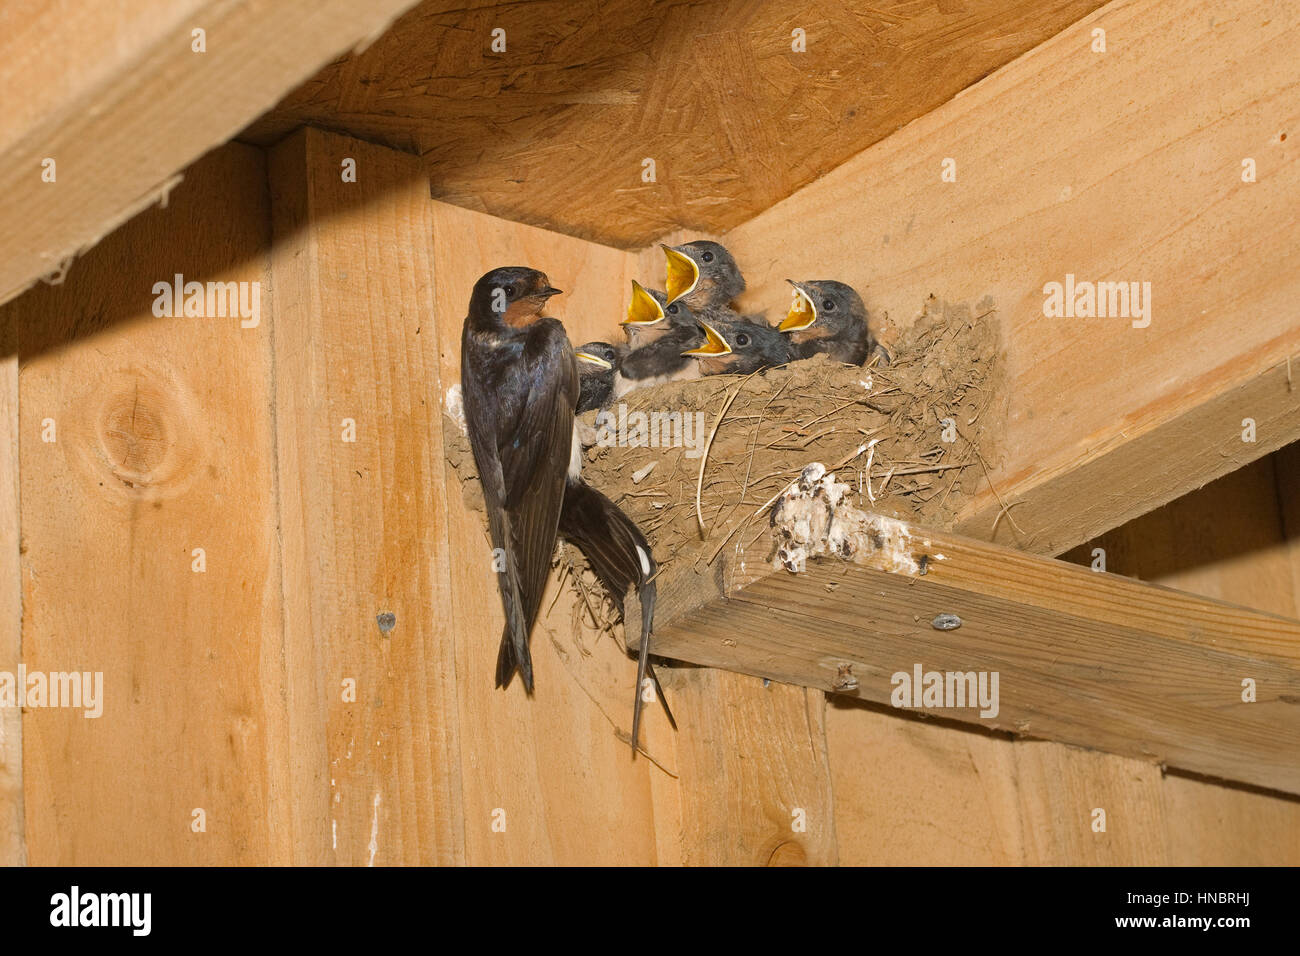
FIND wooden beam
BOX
[827,449,1300,865]
[647,509,1300,795]
[722,0,1300,556]
[0,0,421,310]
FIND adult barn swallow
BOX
[460,267,667,748]
[662,240,746,312]
[780,280,875,365]
[614,289,706,397]
[684,316,793,376]
[575,341,619,413]
[461,267,573,692]
[622,279,696,349]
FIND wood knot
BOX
[85,369,200,497]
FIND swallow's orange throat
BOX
[502,299,548,328]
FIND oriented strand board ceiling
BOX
[244,0,1106,248]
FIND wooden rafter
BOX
[0,0,422,310]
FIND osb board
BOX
[0,0,424,309]
[721,0,1300,556]
[0,144,292,864]
[243,0,1107,248]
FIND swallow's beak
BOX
[622,280,665,326]
[779,281,817,332]
[540,286,563,298]
[574,350,613,369]
[662,245,699,304]
[682,320,732,357]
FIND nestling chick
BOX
[622,279,696,349]
[780,280,879,366]
[615,289,705,397]
[574,342,619,413]
[662,240,746,312]
[683,315,793,376]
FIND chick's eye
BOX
[823,299,836,311]
[701,251,714,263]
[667,304,678,315]
[736,333,750,347]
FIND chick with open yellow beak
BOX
[778,282,818,332]
[661,240,746,312]
[777,279,879,366]
[683,317,792,376]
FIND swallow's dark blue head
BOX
[471,266,562,328]
[663,240,745,310]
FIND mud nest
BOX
[444,295,1002,631]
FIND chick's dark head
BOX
[574,341,618,413]
[779,279,868,343]
[683,316,791,376]
[663,240,745,311]
[574,341,619,369]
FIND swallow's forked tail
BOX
[491,533,535,693]
[557,478,675,752]
[494,624,535,693]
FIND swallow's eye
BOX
[823,299,836,311]
[736,333,750,347]
[504,283,518,299]
[701,251,715,263]
[667,304,678,315]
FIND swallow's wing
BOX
[496,321,579,642]
[461,328,535,687]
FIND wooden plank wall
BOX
[0,129,835,865]
[0,123,1293,863]
[0,145,289,864]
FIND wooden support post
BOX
[269,128,464,865]
[649,509,1300,795]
